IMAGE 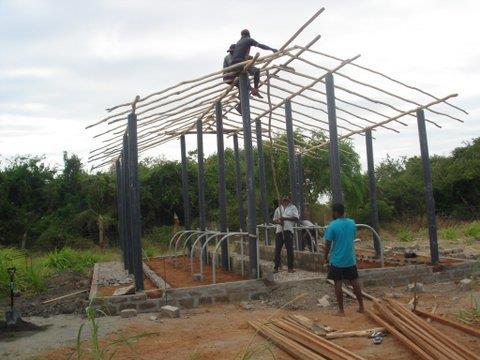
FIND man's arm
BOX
[250,38,277,52]
[272,208,282,224]
[324,240,331,264]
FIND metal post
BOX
[285,99,299,206]
[196,119,207,263]
[233,134,246,231]
[180,135,191,230]
[325,73,343,204]
[255,119,269,245]
[416,109,439,264]
[127,113,143,291]
[296,153,305,219]
[215,102,229,269]
[122,134,133,274]
[239,72,258,278]
[365,129,381,257]
[115,159,125,267]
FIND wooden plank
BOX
[274,319,367,360]
[375,302,458,360]
[366,309,434,360]
[414,309,480,338]
[42,289,87,305]
[325,327,385,340]
[387,300,476,360]
[249,321,324,360]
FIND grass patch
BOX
[397,228,414,242]
[439,226,461,242]
[464,221,480,241]
[457,295,480,325]
[0,247,118,299]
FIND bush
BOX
[464,221,480,240]
[45,247,117,274]
[397,228,414,242]
[142,225,175,247]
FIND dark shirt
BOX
[232,36,273,63]
[223,53,233,68]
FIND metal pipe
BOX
[196,119,207,264]
[233,134,245,231]
[127,113,144,291]
[285,99,299,206]
[365,129,381,257]
[199,232,229,279]
[255,119,269,245]
[239,72,258,278]
[356,224,384,268]
[180,135,191,230]
[325,73,343,204]
[296,153,305,218]
[416,109,439,264]
[122,133,134,274]
[211,232,249,283]
[215,102,229,269]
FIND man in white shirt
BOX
[272,195,299,273]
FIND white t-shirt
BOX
[273,204,299,234]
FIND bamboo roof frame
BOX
[86,8,467,170]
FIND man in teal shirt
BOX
[324,203,364,316]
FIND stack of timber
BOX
[366,299,478,360]
[249,314,367,360]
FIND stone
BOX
[120,308,137,318]
[265,271,274,283]
[240,301,253,310]
[460,278,473,291]
[161,305,180,318]
[406,283,424,293]
[149,315,158,321]
[384,292,401,299]
[113,285,135,296]
[317,295,330,308]
[192,273,202,281]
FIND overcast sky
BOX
[1,0,479,172]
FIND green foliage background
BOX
[1,135,479,250]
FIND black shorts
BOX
[327,265,359,281]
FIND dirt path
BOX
[4,281,480,359]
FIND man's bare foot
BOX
[251,88,263,98]
[335,310,346,317]
[357,307,365,314]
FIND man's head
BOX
[241,29,250,37]
[227,44,235,53]
[331,203,345,220]
[281,195,291,207]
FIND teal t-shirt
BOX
[324,218,356,267]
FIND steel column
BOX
[239,72,258,278]
[127,113,144,291]
[296,153,305,219]
[416,109,439,264]
[255,119,269,245]
[285,99,299,205]
[325,73,343,204]
[122,133,133,274]
[115,159,126,267]
[365,129,381,256]
[180,135,191,230]
[196,119,207,263]
[233,134,246,231]
[215,102,229,269]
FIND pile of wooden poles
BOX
[366,299,477,360]
[249,314,367,360]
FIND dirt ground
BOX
[146,256,248,288]
[17,280,480,360]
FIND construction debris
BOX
[112,285,135,296]
[250,315,367,360]
[459,278,473,291]
[120,308,137,318]
[406,282,424,293]
[41,289,88,305]
[325,327,385,340]
[240,301,253,310]
[317,295,330,308]
[161,305,180,318]
[367,299,477,359]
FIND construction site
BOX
[2,3,480,360]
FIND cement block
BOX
[113,285,135,296]
[161,305,180,318]
[120,308,137,318]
